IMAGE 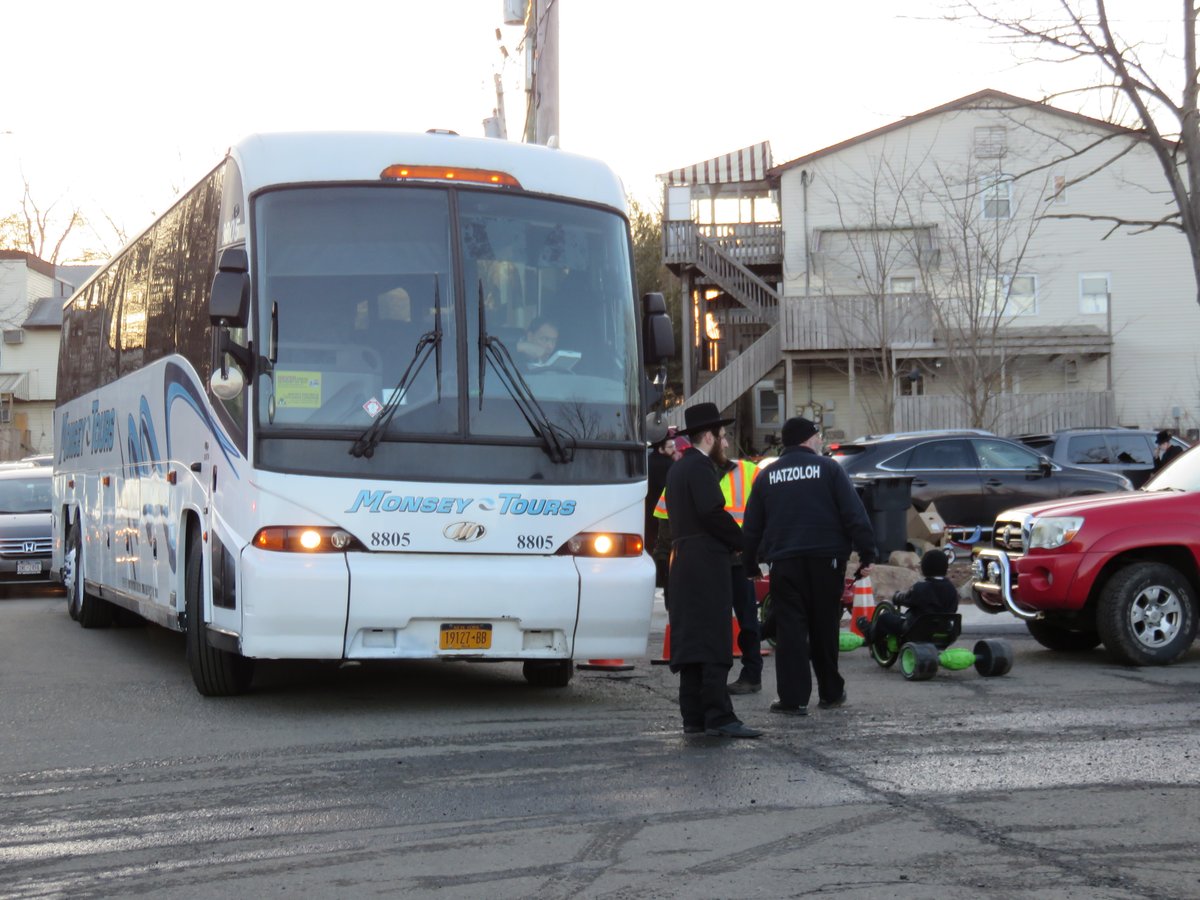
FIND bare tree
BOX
[813,155,937,432]
[0,178,84,264]
[957,1,1200,304]
[809,146,1054,433]
[915,159,1050,430]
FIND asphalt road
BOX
[2,588,1199,899]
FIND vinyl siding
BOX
[778,99,1199,439]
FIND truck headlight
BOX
[1027,516,1084,550]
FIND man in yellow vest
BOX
[655,434,763,693]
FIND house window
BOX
[889,276,917,294]
[983,274,1037,317]
[974,126,1007,159]
[1052,173,1068,204]
[1080,273,1110,314]
[980,174,1013,219]
[754,381,783,428]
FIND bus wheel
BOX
[67,522,112,628]
[523,660,573,688]
[184,534,253,696]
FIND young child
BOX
[858,549,958,641]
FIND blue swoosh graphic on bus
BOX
[126,397,166,478]
[163,361,241,475]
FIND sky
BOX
[0,0,1181,261]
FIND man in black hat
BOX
[664,402,762,738]
[1153,430,1184,471]
[743,416,876,716]
[646,420,676,591]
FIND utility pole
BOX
[522,0,559,146]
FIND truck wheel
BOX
[973,639,1014,676]
[1025,619,1101,652]
[184,528,254,696]
[899,642,938,681]
[522,660,573,687]
[67,522,113,629]
[1096,562,1198,666]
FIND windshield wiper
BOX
[476,280,574,464]
[350,279,444,459]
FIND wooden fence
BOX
[894,391,1115,435]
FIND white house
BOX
[0,251,91,456]
[663,90,1200,448]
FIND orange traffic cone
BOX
[577,658,635,671]
[848,576,875,637]
[650,623,671,665]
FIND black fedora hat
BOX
[680,402,734,437]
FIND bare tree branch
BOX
[953,1,1200,305]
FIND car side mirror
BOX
[1039,457,1052,476]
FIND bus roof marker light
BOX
[380,164,521,188]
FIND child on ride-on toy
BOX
[858,549,957,642]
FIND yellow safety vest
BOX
[654,459,758,527]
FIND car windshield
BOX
[0,477,51,513]
[1141,447,1199,491]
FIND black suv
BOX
[828,430,1133,528]
[1014,428,1190,489]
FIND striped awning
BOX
[659,141,773,186]
[0,373,28,399]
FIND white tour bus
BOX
[53,131,674,695]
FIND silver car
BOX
[0,465,53,587]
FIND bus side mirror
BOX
[210,247,250,327]
[641,292,674,365]
[209,247,253,389]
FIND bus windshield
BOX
[253,186,639,454]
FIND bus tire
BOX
[522,660,573,688]
[67,521,113,629]
[184,533,254,696]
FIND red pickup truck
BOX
[972,447,1199,665]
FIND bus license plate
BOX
[439,623,492,650]
[16,561,41,575]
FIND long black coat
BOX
[665,447,744,671]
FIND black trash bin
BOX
[855,475,913,561]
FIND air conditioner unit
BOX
[3,330,23,345]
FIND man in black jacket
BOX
[665,403,761,739]
[743,416,876,716]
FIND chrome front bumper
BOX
[971,547,1041,621]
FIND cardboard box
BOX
[907,503,946,545]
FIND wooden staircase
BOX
[666,232,783,424]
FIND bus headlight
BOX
[253,526,363,552]
[558,532,643,558]
[1027,516,1084,550]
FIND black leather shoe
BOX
[705,720,762,738]
[818,691,847,710]
[727,679,762,695]
[856,616,874,641]
[769,701,808,717]
[683,723,705,734]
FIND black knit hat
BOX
[921,550,950,577]
[781,416,819,447]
